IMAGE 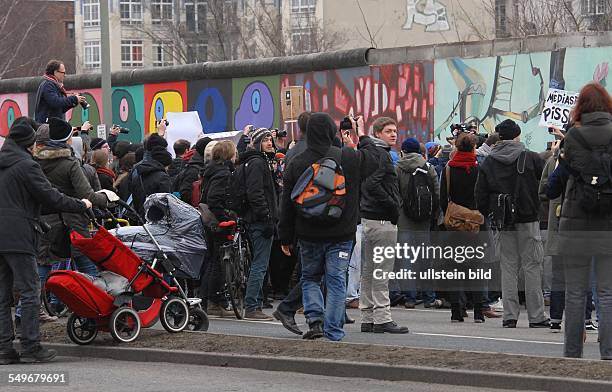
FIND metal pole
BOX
[100,0,112,131]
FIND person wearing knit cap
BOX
[48,117,73,143]
[476,119,547,329]
[238,127,278,321]
[0,118,92,364]
[425,142,441,159]
[401,137,421,155]
[173,137,211,204]
[90,137,109,151]
[128,133,172,218]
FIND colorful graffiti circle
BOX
[155,98,164,121]
[0,100,22,137]
[120,97,129,122]
[195,87,228,133]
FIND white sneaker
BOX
[490,299,503,312]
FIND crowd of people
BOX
[1,59,612,364]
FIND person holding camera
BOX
[0,118,92,365]
[34,60,86,124]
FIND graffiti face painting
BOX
[234,81,275,130]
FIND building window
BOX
[582,0,607,15]
[186,1,207,32]
[84,41,101,69]
[120,0,142,24]
[495,0,508,38]
[121,40,143,67]
[65,22,75,39]
[152,0,174,24]
[291,29,313,54]
[153,42,174,67]
[291,0,315,13]
[187,44,207,63]
[83,0,100,27]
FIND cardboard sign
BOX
[281,86,304,121]
[539,88,578,128]
[96,124,106,139]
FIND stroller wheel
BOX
[67,314,97,345]
[186,308,209,332]
[109,307,141,343]
[160,297,189,333]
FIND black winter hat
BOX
[495,119,521,141]
[48,117,73,142]
[150,146,172,167]
[145,133,168,151]
[195,137,212,157]
[90,137,108,150]
[8,122,36,148]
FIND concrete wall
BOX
[1,32,611,150]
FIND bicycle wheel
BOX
[222,245,245,319]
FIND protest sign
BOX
[539,88,578,128]
[165,112,203,157]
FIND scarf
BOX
[96,166,117,180]
[43,74,68,96]
[44,140,70,149]
[448,151,478,173]
[182,149,195,162]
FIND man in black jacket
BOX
[279,113,362,340]
[240,128,278,320]
[357,116,408,334]
[128,133,172,218]
[0,119,91,365]
[34,60,85,123]
[174,137,211,204]
[168,139,191,181]
[476,119,548,329]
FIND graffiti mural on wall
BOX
[233,76,279,131]
[0,93,27,139]
[65,89,103,132]
[112,86,144,143]
[144,82,187,135]
[403,0,450,32]
[283,63,435,142]
[187,80,232,133]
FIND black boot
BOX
[451,303,464,323]
[473,304,485,323]
[303,321,324,340]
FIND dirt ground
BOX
[40,322,612,381]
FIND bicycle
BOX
[217,219,252,319]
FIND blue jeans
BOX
[15,262,64,318]
[245,223,273,312]
[299,239,352,341]
[73,254,98,277]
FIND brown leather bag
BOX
[443,166,484,233]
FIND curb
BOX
[46,343,612,392]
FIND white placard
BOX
[96,124,106,139]
[165,111,204,158]
[539,88,579,128]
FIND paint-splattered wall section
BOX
[1,46,610,151]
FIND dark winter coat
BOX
[358,136,400,224]
[36,146,108,247]
[476,140,544,224]
[440,165,479,212]
[0,139,87,256]
[239,150,278,225]
[128,153,172,218]
[284,139,307,166]
[167,157,186,181]
[279,115,363,245]
[558,112,612,255]
[201,160,234,223]
[96,167,116,192]
[539,155,563,256]
[174,151,205,204]
[396,153,440,231]
[34,79,78,123]
[82,163,101,191]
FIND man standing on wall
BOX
[34,60,87,124]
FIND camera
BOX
[276,129,288,138]
[339,116,354,131]
[112,124,130,134]
[157,119,169,127]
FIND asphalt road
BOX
[199,302,601,359]
[0,356,539,392]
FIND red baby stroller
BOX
[46,205,208,344]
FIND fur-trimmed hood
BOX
[35,147,73,160]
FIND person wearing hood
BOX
[128,133,172,218]
[36,118,110,277]
[278,113,363,341]
[92,149,116,192]
[356,116,408,334]
[199,141,237,318]
[0,118,92,365]
[394,137,441,310]
[174,137,212,204]
[476,119,547,329]
[238,128,278,321]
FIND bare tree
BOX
[0,0,64,79]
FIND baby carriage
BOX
[46,193,209,345]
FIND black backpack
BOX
[569,130,612,214]
[401,163,436,222]
[227,160,249,215]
